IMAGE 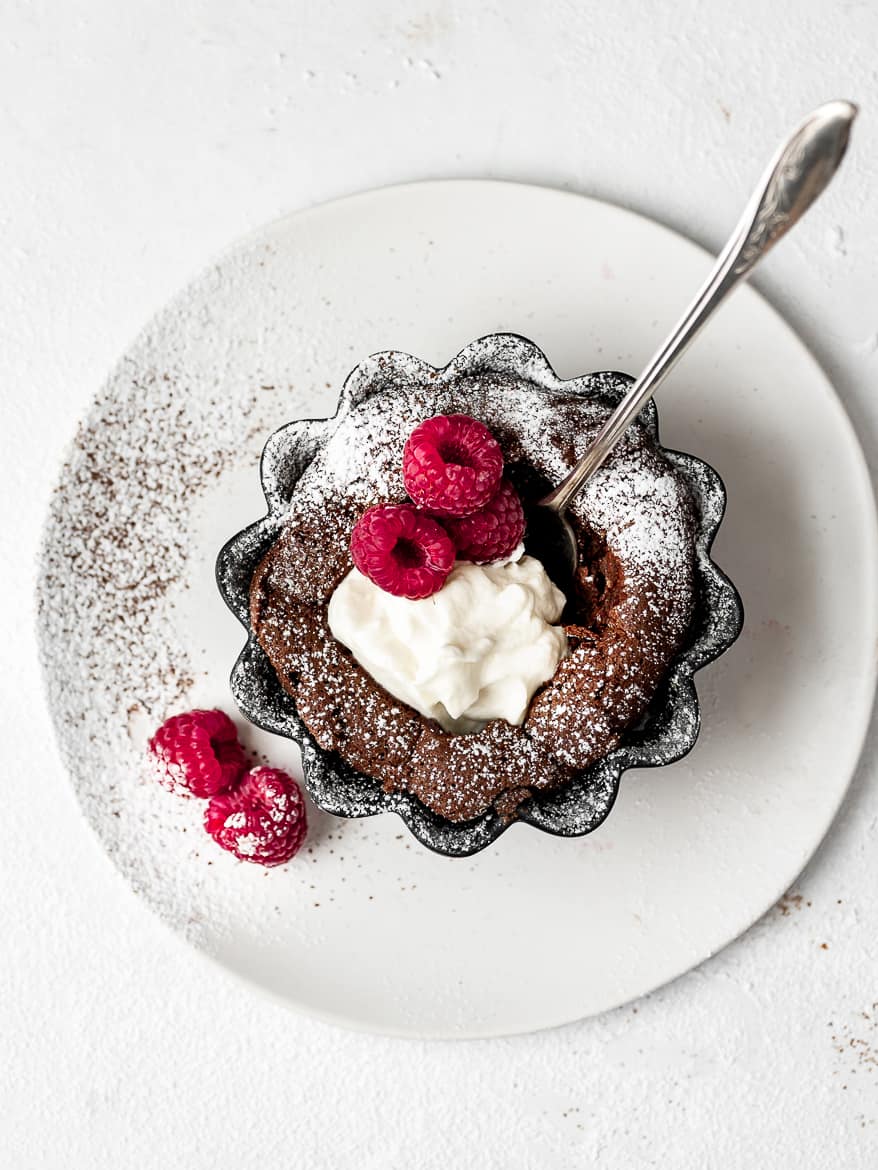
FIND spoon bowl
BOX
[523,503,579,592]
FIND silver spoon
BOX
[526,99,858,587]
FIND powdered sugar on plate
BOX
[35,249,353,942]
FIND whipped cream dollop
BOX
[327,550,568,733]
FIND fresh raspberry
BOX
[148,708,246,798]
[402,414,503,517]
[442,479,525,564]
[204,766,307,866]
[350,503,455,599]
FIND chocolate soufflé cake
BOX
[249,363,697,824]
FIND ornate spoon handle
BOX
[542,99,858,512]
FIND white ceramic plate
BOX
[38,181,878,1038]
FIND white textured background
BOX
[2,1,878,1166]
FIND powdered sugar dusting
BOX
[36,275,339,935]
[291,346,693,615]
[232,334,740,847]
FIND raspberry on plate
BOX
[442,478,526,564]
[350,503,455,599]
[402,414,503,517]
[148,708,246,798]
[205,766,308,866]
